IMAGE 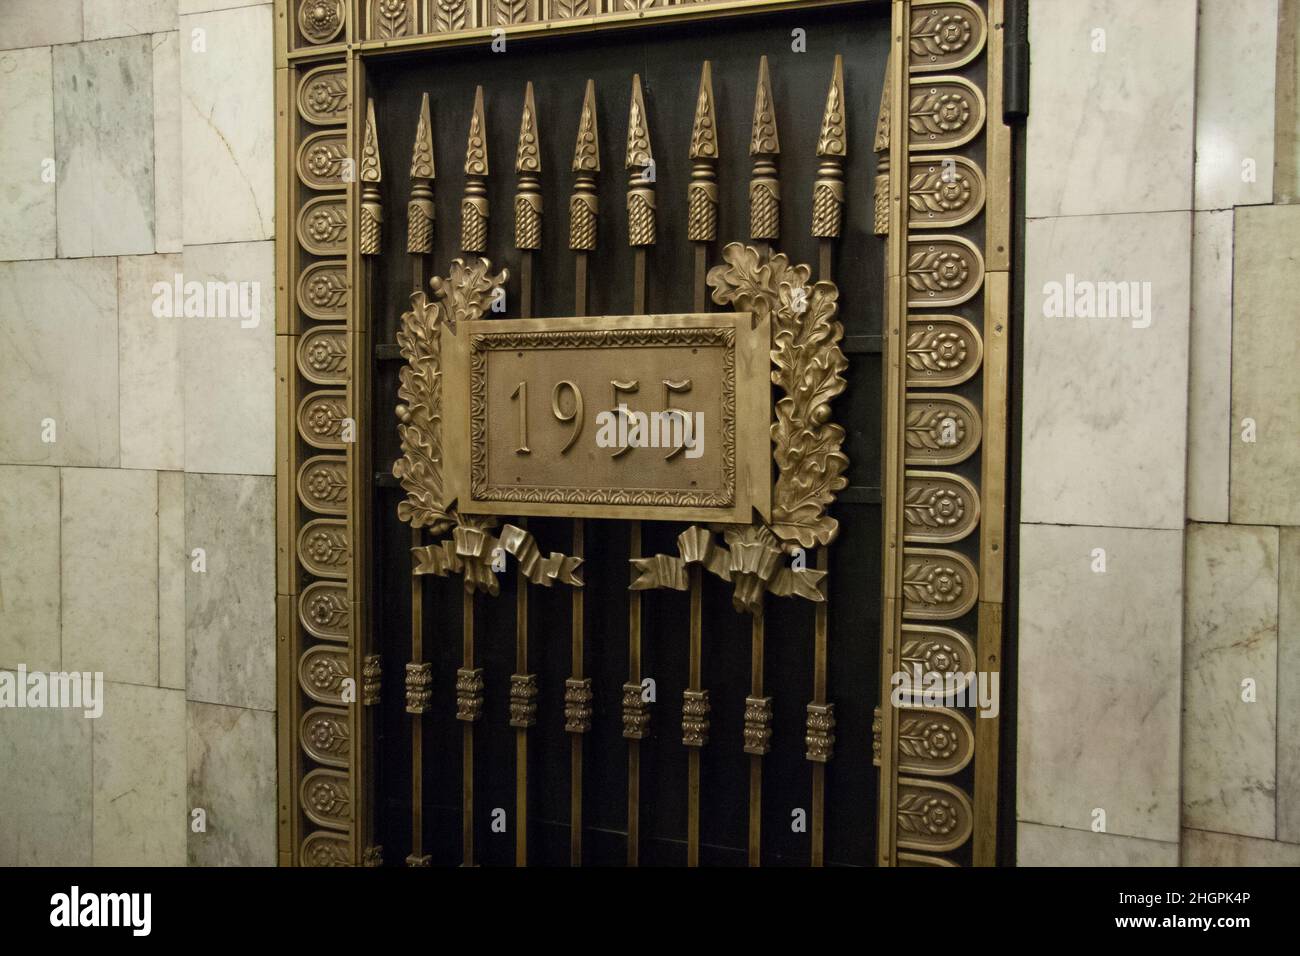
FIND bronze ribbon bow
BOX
[413,521,584,595]
[630,525,826,613]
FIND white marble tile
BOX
[1230,204,1300,524]
[187,700,276,866]
[181,241,275,475]
[0,0,82,50]
[1027,0,1197,217]
[0,47,56,261]
[1183,523,1278,838]
[1277,528,1300,844]
[180,4,274,245]
[92,682,186,866]
[0,466,61,672]
[1182,827,1300,865]
[158,470,186,690]
[53,36,156,258]
[1021,212,1192,529]
[61,468,159,685]
[185,473,275,711]
[0,258,119,468]
[85,0,178,39]
[0,702,92,866]
[1195,0,1278,209]
[1018,524,1183,843]
[152,31,183,254]
[1017,822,1179,866]
[119,254,185,471]
[1187,210,1233,522]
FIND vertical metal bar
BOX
[877,0,911,867]
[748,606,764,865]
[625,72,655,867]
[569,78,599,866]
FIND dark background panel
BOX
[369,2,892,866]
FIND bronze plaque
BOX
[441,312,771,523]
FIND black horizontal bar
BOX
[842,334,883,354]
[840,484,882,505]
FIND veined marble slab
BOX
[1017,822,1178,866]
[1027,0,1196,217]
[0,47,56,261]
[0,703,92,866]
[85,0,178,40]
[1182,828,1300,865]
[1018,524,1183,844]
[152,31,183,254]
[1277,528,1300,843]
[0,1,82,51]
[119,253,185,471]
[0,257,119,467]
[180,4,274,245]
[0,466,61,672]
[187,700,276,866]
[1186,210,1233,522]
[54,36,156,258]
[1183,523,1278,839]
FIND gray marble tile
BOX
[0,466,61,672]
[180,4,273,245]
[1277,0,1300,203]
[53,36,155,258]
[152,31,182,254]
[1230,204,1300,524]
[1018,524,1183,843]
[1195,0,1278,209]
[119,253,184,471]
[0,47,56,261]
[0,258,119,467]
[1022,212,1192,529]
[1027,0,1196,217]
[158,470,186,690]
[1187,210,1233,523]
[85,0,178,39]
[1017,822,1178,867]
[1182,827,1300,865]
[61,467,159,685]
[0,0,82,50]
[185,473,275,711]
[1183,523,1278,838]
[181,241,275,475]
[187,700,276,866]
[0,701,92,866]
[92,682,186,866]
[1277,528,1300,843]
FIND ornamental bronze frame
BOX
[275,0,1011,866]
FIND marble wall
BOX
[1018,0,1300,867]
[0,0,276,866]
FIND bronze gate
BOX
[275,0,1012,866]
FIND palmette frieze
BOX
[298,455,349,515]
[907,76,985,151]
[298,518,351,579]
[406,662,433,714]
[909,0,987,73]
[565,677,593,733]
[904,393,982,466]
[301,831,350,867]
[901,548,978,621]
[903,471,980,544]
[908,156,985,229]
[743,696,773,755]
[299,581,351,641]
[298,196,349,256]
[899,624,977,697]
[906,236,984,308]
[297,130,349,190]
[297,326,349,385]
[297,262,349,322]
[299,0,345,45]
[302,768,352,829]
[509,673,539,727]
[622,681,650,739]
[905,314,982,387]
[297,64,348,125]
[896,778,973,853]
[298,390,350,449]
[301,706,351,767]
[300,645,351,705]
[805,702,835,762]
[896,706,974,776]
[370,0,418,37]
